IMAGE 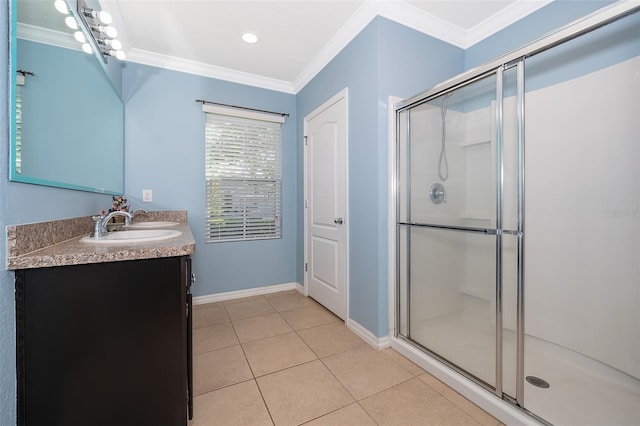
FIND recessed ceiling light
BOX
[242,32,258,44]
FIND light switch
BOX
[142,189,152,202]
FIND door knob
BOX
[334,217,343,225]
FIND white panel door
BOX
[304,89,348,320]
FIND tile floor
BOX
[190,290,502,426]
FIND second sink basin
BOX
[80,229,182,244]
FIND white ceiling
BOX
[20,0,554,93]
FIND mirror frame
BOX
[9,0,124,195]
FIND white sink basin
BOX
[80,229,182,244]
[125,221,179,229]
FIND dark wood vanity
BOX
[7,213,195,426]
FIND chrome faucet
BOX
[130,208,149,219]
[91,210,134,238]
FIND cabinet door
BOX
[16,257,187,426]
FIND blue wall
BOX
[296,17,464,336]
[297,20,382,335]
[122,63,297,297]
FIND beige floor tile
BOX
[418,372,453,394]
[193,301,217,310]
[233,312,294,343]
[360,378,481,426]
[322,346,414,400]
[418,373,500,426]
[223,295,267,306]
[418,373,499,424]
[297,323,367,358]
[302,403,376,426]
[440,388,501,426]
[262,289,298,299]
[225,298,276,321]
[280,305,342,331]
[193,302,229,328]
[193,322,239,355]
[381,348,425,376]
[264,291,319,312]
[189,380,273,426]
[193,345,253,395]
[242,332,317,377]
[256,360,354,426]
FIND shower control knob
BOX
[334,217,344,225]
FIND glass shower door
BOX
[397,72,506,391]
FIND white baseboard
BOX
[347,318,391,350]
[193,282,302,305]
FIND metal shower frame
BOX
[393,0,640,417]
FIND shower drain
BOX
[526,376,550,388]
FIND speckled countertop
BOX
[7,211,195,270]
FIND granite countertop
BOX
[7,211,195,270]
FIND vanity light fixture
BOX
[53,0,126,61]
[241,32,259,44]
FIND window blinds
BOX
[15,73,25,174]
[205,113,282,242]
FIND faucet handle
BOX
[91,215,102,238]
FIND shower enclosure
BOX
[394,4,640,425]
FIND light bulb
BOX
[74,31,86,43]
[82,43,93,54]
[54,0,68,15]
[114,50,126,61]
[105,26,118,38]
[109,39,122,51]
[101,25,118,38]
[94,10,112,25]
[65,16,78,30]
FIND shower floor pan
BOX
[409,312,640,425]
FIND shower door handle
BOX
[334,217,343,225]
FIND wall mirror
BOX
[10,0,124,194]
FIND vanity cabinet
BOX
[15,256,193,426]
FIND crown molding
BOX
[292,1,379,93]
[17,22,81,52]
[465,0,553,47]
[292,1,469,92]
[126,48,296,94]
[378,1,469,48]
[120,0,552,94]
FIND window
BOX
[204,105,283,242]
